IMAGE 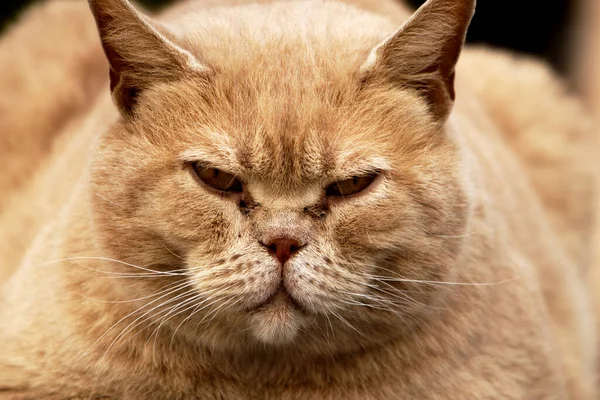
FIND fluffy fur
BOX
[0,0,597,399]
[574,0,600,323]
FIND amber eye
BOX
[325,174,377,197]
[192,163,243,193]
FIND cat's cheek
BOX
[150,179,246,253]
[323,186,410,249]
[186,246,282,307]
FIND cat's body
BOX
[575,0,600,320]
[0,0,597,399]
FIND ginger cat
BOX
[0,0,597,398]
[575,0,600,322]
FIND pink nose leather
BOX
[262,238,302,265]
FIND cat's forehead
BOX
[153,2,428,183]
[164,1,394,80]
[161,62,427,186]
[179,100,390,186]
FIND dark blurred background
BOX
[0,0,575,74]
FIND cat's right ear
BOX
[88,0,209,117]
[360,0,475,123]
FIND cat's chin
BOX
[247,291,306,345]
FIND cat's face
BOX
[89,0,474,351]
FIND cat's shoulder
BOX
[458,46,595,267]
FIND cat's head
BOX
[88,0,474,351]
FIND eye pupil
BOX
[191,163,243,193]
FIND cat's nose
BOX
[260,237,304,265]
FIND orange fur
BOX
[574,0,600,330]
[0,0,106,210]
[0,0,597,398]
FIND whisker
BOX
[429,231,479,239]
[150,286,230,351]
[93,192,122,209]
[329,309,365,339]
[354,263,519,287]
[37,256,184,276]
[157,240,185,261]
[95,289,200,359]
[333,288,417,313]
[366,280,450,311]
[149,293,207,353]
[366,274,519,287]
[324,312,336,341]
[88,287,196,398]
[77,279,187,304]
[82,280,191,358]
[192,293,243,337]
[194,297,237,338]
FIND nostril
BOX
[261,238,304,265]
[266,242,278,254]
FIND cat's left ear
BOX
[361,0,475,122]
[88,0,209,117]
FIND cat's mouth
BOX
[249,284,306,314]
[246,284,308,344]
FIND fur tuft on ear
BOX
[361,0,475,122]
[88,0,208,116]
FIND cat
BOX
[0,0,597,398]
[573,0,600,322]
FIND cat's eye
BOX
[191,163,243,193]
[325,174,377,197]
